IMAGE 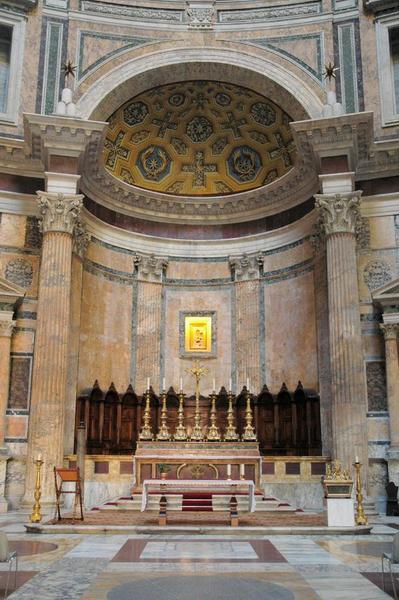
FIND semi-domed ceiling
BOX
[103,80,296,196]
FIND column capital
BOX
[380,322,399,341]
[229,253,262,281]
[136,254,168,282]
[314,191,362,236]
[0,317,15,338]
[37,192,83,235]
[73,219,90,260]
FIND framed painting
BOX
[179,311,216,358]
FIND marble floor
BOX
[0,511,399,599]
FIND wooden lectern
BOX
[54,467,84,521]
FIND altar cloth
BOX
[141,479,256,512]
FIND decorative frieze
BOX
[314,192,362,236]
[218,2,321,23]
[81,0,184,22]
[229,253,262,281]
[136,254,168,282]
[37,192,83,235]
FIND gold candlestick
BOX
[139,389,153,440]
[173,390,187,441]
[206,392,221,441]
[354,460,368,526]
[30,458,43,523]
[224,390,239,441]
[186,361,208,441]
[157,391,171,441]
[242,389,257,441]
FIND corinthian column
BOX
[23,192,83,504]
[315,191,368,473]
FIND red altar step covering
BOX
[182,492,213,512]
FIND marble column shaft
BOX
[24,192,82,503]
[380,324,399,449]
[0,318,15,447]
[315,192,368,472]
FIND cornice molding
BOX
[82,207,315,258]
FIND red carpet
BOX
[182,492,213,512]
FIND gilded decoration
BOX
[103,80,295,196]
[179,311,216,358]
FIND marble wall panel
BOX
[362,331,384,359]
[5,415,27,439]
[369,216,396,249]
[4,456,26,509]
[10,331,35,354]
[0,214,27,247]
[366,361,387,412]
[167,260,230,280]
[162,286,232,394]
[264,270,318,390]
[367,415,389,441]
[78,269,132,392]
[262,239,312,272]
[357,252,396,303]
[87,239,135,274]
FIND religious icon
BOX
[184,316,212,353]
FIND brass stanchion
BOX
[242,388,257,441]
[206,391,221,441]
[139,388,153,440]
[224,389,239,441]
[173,390,187,441]
[30,456,43,523]
[354,459,368,526]
[157,390,171,441]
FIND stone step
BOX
[96,493,296,513]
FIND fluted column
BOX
[380,323,399,452]
[23,192,83,504]
[315,191,368,473]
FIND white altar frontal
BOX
[133,441,262,489]
[141,479,256,512]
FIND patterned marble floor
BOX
[0,511,399,599]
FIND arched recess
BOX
[76,43,324,123]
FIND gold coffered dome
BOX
[103,80,296,196]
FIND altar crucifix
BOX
[185,360,209,441]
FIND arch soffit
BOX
[76,43,324,122]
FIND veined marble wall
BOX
[76,236,320,397]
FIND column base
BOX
[387,447,399,486]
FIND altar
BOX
[133,441,262,489]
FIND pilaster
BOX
[134,255,168,391]
[230,254,262,390]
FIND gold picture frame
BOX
[185,316,212,353]
[179,311,216,358]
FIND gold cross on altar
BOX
[185,360,209,385]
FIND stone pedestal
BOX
[315,191,368,474]
[23,192,83,504]
[326,498,355,527]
